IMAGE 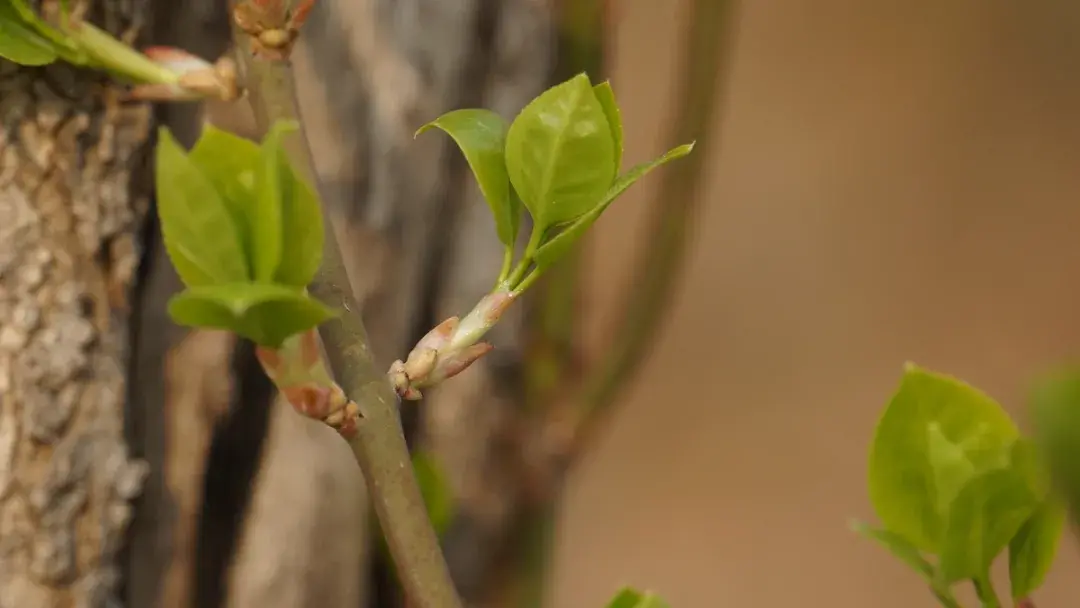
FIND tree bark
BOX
[0,1,154,604]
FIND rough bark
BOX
[0,2,153,605]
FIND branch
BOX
[226,2,462,607]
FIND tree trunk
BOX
[2,2,367,608]
[0,0,156,603]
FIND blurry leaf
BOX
[605,587,670,608]
[1009,498,1065,601]
[0,2,57,65]
[1030,369,1080,517]
[505,72,615,227]
[850,520,933,579]
[593,81,623,172]
[417,109,518,246]
[936,467,1038,584]
[188,125,261,269]
[533,143,695,270]
[167,283,335,348]
[412,452,455,537]
[155,127,250,286]
[867,364,1020,552]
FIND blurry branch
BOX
[227,1,462,607]
[569,0,736,454]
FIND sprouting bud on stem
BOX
[256,328,359,438]
[389,289,516,400]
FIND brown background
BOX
[551,0,1080,606]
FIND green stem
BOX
[506,222,545,289]
[496,245,514,285]
[68,21,179,84]
[229,4,462,608]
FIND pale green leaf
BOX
[188,125,261,271]
[867,364,1020,552]
[605,588,670,608]
[167,283,335,348]
[534,143,694,270]
[505,72,616,227]
[0,3,57,65]
[593,81,623,172]
[154,127,250,286]
[1009,498,1065,600]
[417,109,517,246]
[936,467,1038,584]
[251,121,291,282]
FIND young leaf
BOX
[505,72,616,227]
[251,121,291,282]
[534,143,695,270]
[849,521,933,579]
[416,109,517,246]
[188,125,261,271]
[167,283,336,348]
[605,588,670,608]
[267,124,323,287]
[936,467,1038,584]
[593,81,623,172]
[1030,369,1080,516]
[867,364,1020,553]
[1008,499,1065,601]
[155,127,250,286]
[0,4,57,65]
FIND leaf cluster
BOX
[155,121,334,348]
[417,72,694,291]
[856,364,1065,604]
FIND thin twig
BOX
[227,2,462,607]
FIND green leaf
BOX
[593,81,623,172]
[155,127,250,286]
[1030,369,1080,513]
[266,123,323,287]
[505,72,616,227]
[250,121,292,282]
[412,452,455,537]
[0,3,58,65]
[534,143,695,270]
[850,520,933,579]
[188,125,261,272]
[416,109,518,246]
[167,283,335,348]
[605,588,670,608]
[1009,498,1065,601]
[936,467,1038,584]
[867,364,1020,553]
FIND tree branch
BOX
[227,2,462,607]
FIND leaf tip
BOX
[414,122,435,139]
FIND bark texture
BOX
[0,2,153,605]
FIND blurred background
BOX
[552,0,1080,606]
[210,0,1080,605]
